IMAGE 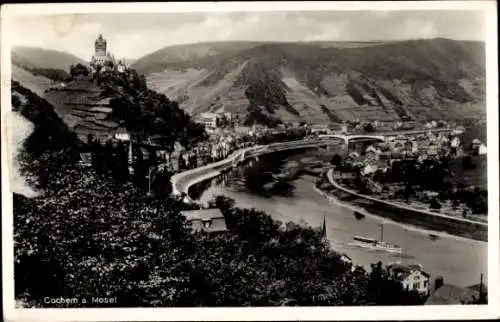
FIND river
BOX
[193,148,488,287]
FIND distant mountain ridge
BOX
[12,46,87,71]
[134,38,486,124]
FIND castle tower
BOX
[95,34,107,57]
[92,34,109,67]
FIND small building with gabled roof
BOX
[180,208,228,235]
[388,263,431,295]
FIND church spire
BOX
[321,216,327,239]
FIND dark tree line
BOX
[97,68,207,152]
[86,135,129,182]
[69,63,90,78]
[14,149,428,307]
[371,158,487,215]
[255,128,308,145]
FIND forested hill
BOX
[40,64,206,148]
[136,38,486,124]
[12,46,87,83]
[12,46,87,72]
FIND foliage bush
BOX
[14,151,427,307]
[97,69,207,150]
[429,198,442,210]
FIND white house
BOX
[451,126,466,136]
[114,128,130,141]
[117,61,127,73]
[197,113,218,129]
[472,138,482,149]
[450,137,461,148]
[340,254,352,264]
[389,263,431,295]
[362,164,378,176]
[478,144,487,155]
[411,141,419,153]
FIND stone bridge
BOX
[318,134,386,144]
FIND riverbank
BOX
[170,138,333,200]
[174,138,488,243]
[324,169,487,242]
[198,174,487,287]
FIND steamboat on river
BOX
[349,223,403,254]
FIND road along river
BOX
[192,148,487,287]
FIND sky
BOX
[8,10,486,60]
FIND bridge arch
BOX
[318,134,386,144]
[347,135,386,143]
[318,134,349,144]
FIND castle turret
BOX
[92,34,110,67]
[95,34,107,57]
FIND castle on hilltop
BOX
[90,34,127,74]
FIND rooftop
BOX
[425,284,480,305]
[180,208,227,234]
[388,263,430,280]
[180,208,225,222]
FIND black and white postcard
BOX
[1,1,498,321]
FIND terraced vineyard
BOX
[43,80,119,141]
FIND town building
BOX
[113,127,130,141]
[388,263,431,295]
[362,164,378,176]
[196,112,218,129]
[310,124,329,134]
[425,276,487,305]
[478,143,487,155]
[451,126,466,136]
[471,138,482,149]
[180,208,228,235]
[450,136,461,148]
[340,254,352,265]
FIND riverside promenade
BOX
[325,169,488,242]
[170,138,337,202]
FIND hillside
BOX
[12,46,87,71]
[11,81,82,155]
[40,67,206,147]
[43,78,115,141]
[11,65,55,97]
[136,39,486,124]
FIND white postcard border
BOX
[2,1,499,321]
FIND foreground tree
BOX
[15,151,427,307]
